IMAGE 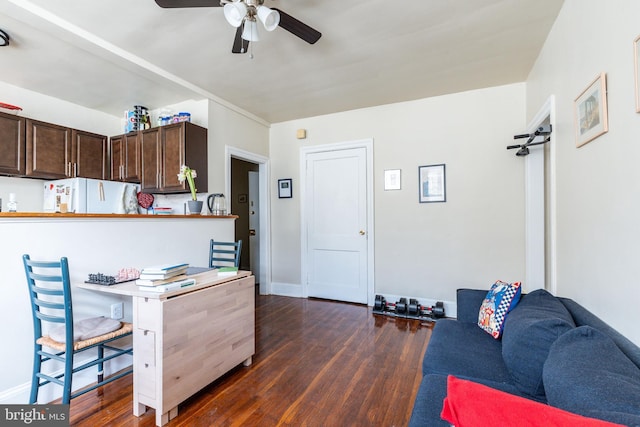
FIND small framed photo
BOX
[278,178,292,199]
[384,169,401,190]
[419,164,446,203]
[574,72,608,147]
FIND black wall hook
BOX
[507,125,552,156]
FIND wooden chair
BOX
[209,239,242,268]
[23,254,133,404]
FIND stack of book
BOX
[136,263,195,292]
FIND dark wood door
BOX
[141,128,161,192]
[0,112,25,176]
[72,130,107,179]
[161,123,186,192]
[123,132,141,182]
[110,135,124,180]
[26,119,71,179]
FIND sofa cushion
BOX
[423,319,511,383]
[543,326,640,426]
[501,289,575,400]
[477,280,522,338]
[441,375,626,427]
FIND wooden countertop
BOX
[0,212,238,219]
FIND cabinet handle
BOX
[120,165,124,180]
[73,163,77,177]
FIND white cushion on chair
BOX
[48,316,122,343]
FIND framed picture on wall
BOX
[418,164,446,203]
[278,178,292,198]
[574,72,608,147]
[384,169,401,190]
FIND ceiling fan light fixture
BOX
[223,1,247,27]
[241,18,260,42]
[257,5,280,31]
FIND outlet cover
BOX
[110,302,123,320]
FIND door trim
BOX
[524,95,556,294]
[225,145,271,295]
[300,139,375,305]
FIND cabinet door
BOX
[141,128,161,192]
[0,112,25,176]
[110,135,124,180]
[72,130,107,179]
[161,123,187,192]
[26,119,72,179]
[123,132,141,182]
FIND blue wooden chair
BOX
[209,239,242,268]
[23,254,133,404]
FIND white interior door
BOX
[305,147,368,303]
[248,170,260,284]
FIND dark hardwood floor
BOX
[67,294,433,426]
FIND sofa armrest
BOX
[456,289,487,323]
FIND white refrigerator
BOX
[43,178,141,214]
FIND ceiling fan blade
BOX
[154,0,222,8]
[232,25,249,54]
[272,8,321,44]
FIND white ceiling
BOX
[0,0,564,124]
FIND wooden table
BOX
[77,270,255,426]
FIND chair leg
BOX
[29,346,41,404]
[98,345,104,383]
[62,351,73,405]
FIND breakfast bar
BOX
[0,212,240,405]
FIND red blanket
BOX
[441,376,624,427]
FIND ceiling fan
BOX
[154,0,321,55]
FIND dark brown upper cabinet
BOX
[0,111,25,176]
[72,130,107,180]
[140,122,207,194]
[110,132,141,183]
[26,119,72,179]
[25,119,107,180]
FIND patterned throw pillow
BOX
[478,281,522,339]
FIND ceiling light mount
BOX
[0,29,10,47]
[222,0,279,41]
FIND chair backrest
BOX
[209,240,242,268]
[23,254,73,349]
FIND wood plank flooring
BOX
[67,295,434,426]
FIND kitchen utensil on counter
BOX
[207,193,227,215]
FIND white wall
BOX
[526,0,640,345]
[269,83,527,305]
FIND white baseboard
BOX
[269,282,304,298]
[0,350,132,404]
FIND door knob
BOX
[359,230,366,235]
[249,229,256,236]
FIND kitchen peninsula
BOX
[0,212,238,405]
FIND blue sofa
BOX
[409,288,640,426]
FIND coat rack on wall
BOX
[507,125,552,156]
